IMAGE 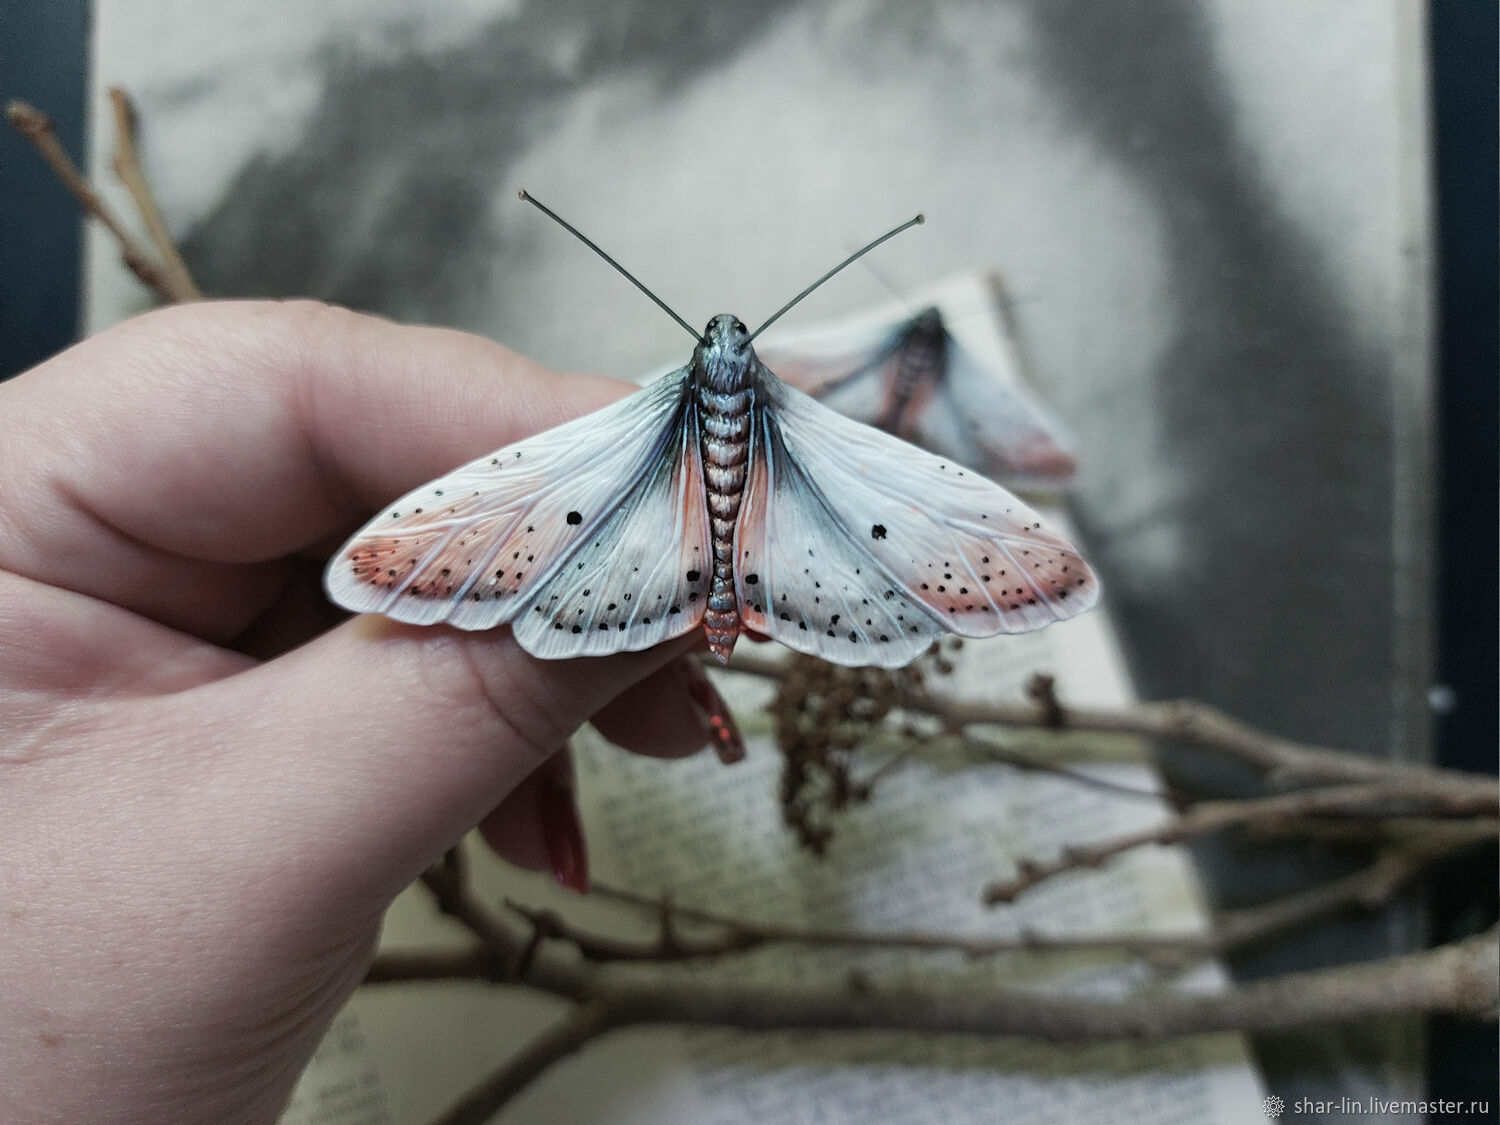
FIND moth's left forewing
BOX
[324,369,697,634]
[755,376,1099,639]
[509,408,712,657]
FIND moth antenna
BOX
[518,190,702,342]
[747,213,924,344]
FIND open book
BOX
[280,277,1268,1124]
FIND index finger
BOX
[0,300,632,635]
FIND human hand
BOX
[0,301,738,1123]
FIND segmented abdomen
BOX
[695,384,753,662]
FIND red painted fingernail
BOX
[680,659,746,765]
[537,776,588,893]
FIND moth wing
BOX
[325,368,710,642]
[734,413,948,668]
[510,410,711,657]
[755,318,903,426]
[916,334,1077,487]
[735,375,1098,666]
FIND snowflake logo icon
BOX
[1262,1094,1285,1118]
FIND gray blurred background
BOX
[7,0,1496,1116]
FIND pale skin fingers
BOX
[0,301,729,1122]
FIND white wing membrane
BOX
[735,418,949,667]
[325,368,706,651]
[511,413,710,656]
[736,375,1098,664]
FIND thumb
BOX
[190,616,690,904]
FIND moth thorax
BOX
[695,344,756,395]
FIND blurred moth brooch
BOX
[758,302,1077,489]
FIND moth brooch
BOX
[326,194,1099,666]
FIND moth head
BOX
[702,314,752,354]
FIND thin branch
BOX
[1026,672,1065,728]
[363,947,502,983]
[721,651,1496,809]
[498,889,1230,965]
[958,733,1184,806]
[573,838,1444,964]
[358,839,1497,1115]
[368,821,1488,985]
[431,1002,617,1125]
[849,747,913,798]
[411,926,1498,1111]
[1210,850,1426,951]
[105,88,202,299]
[418,849,526,974]
[982,781,1443,905]
[546,926,1500,1036]
[504,897,762,962]
[5,98,199,304]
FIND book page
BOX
[282,279,1268,1124]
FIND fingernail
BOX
[537,775,588,893]
[679,659,746,765]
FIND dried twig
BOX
[5,96,200,303]
[723,650,1495,810]
[419,848,525,976]
[432,1002,618,1125]
[1026,672,1065,728]
[981,781,1472,904]
[370,864,1499,1114]
[368,834,1476,989]
[520,926,1499,1038]
[382,655,1494,1113]
[530,845,1442,965]
[957,733,1189,805]
[104,88,202,300]
[1209,849,1428,951]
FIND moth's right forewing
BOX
[734,415,947,668]
[324,368,693,630]
[752,378,1099,641]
